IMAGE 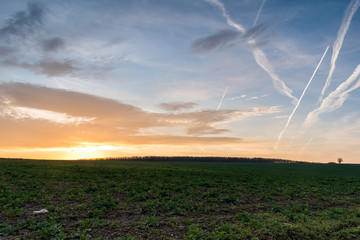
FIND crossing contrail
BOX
[217,86,229,111]
[205,0,298,103]
[275,46,329,149]
[317,0,360,105]
[253,0,266,26]
[304,64,360,127]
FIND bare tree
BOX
[338,158,343,164]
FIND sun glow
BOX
[52,144,123,159]
[0,144,131,160]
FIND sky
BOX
[0,0,359,163]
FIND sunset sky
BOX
[0,0,360,163]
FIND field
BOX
[1,159,360,239]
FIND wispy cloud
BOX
[164,107,279,135]
[229,94,247,100]
[205,0,246,32]
[229,94,269,101]
[3,58,80,77]
[1,106,95,125]
[0,2,119,79]
[0,2,44,40]
[251,47,297,103]
[205,0,298,103]
[304,64,360,127]
[243,24,269,41]
[317,0,360,104]
[191,24,270,53]
[191,30,240,53]
[275,46,329,149]
[158,102,198,111]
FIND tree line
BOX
[93,156,305,163]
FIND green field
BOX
[1,159,360,239]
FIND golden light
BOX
[57,143,120,159]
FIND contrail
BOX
[304,64,360,127]
[205,0,246,32]
[253,0,266,26]
[297,137,314,155]
[205,0,298,103]
[317,0,360,104]
[275,46,329,149]
[217,86,229,111]
[251,46,298,103]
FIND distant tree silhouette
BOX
[338,158,343,164]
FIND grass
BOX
[0,159,360,239]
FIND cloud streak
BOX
[317,0,360,104]
[205,0,297,103]
[304,64,360,127]
[275,46,329,149]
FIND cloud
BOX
[187,124,228,135]
[41,37,66,52]
[2,55,115,78]
[242,24,269,41]
[158,102,198,111]
[191,24,270,53]
[172,106,280,135]
[2,106,95,125]
[205,0,297,102]
[171,109,243,135]
[0,82,279,149]
[304,64,360,127]
[317,0,360,104]
[191,30,240,53]
[0,82,149,124]
[229,95,247,100]
[3,58,79,77]
[205,0,246,32]
[35,59,78,76]
[0,2,44,39]
[229,94,269,101]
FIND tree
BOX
[338,158,343,164]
